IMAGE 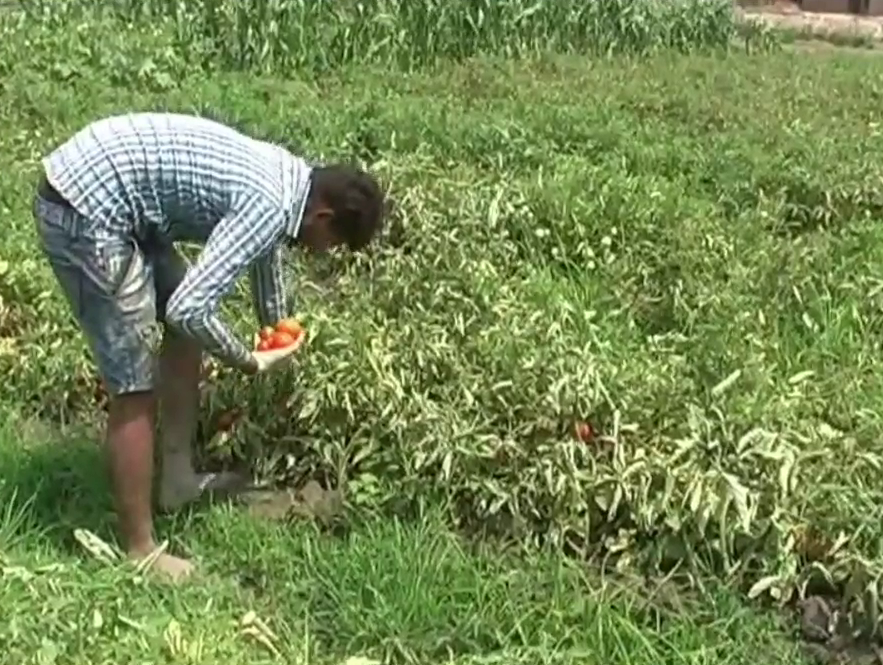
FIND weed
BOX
[0,1,878,661]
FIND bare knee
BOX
[108,390,156,424]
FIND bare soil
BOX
[736,1,883,42]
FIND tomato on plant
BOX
[216,409,241,432]
[573,421,594,443]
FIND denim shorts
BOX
[33,185,189,396]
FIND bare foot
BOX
[129,550,195,583]
[158,471,253,512]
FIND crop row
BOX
[3,5,883,635]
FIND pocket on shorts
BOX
[41,225,152,313]
[90,242,155,318]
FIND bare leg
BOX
[36,204,195,582]
[106,391,193,582]
[107,392,156,553]
[157,329,203,510]
[156,328,251,510]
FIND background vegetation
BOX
[0,0,878,662]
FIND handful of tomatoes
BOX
[255,318,305,352]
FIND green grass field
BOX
[1,0,882,663]
[1,410,805,664]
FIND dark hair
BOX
[311,164,385,251]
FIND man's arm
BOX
[164,194,286,372]
[249,244,288,328]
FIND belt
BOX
[37,176,71,207]
[35,177,164,250]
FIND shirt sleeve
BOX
[164,194,286,370]
[249,244,288,328]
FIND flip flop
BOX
[195,471,257,500]
[159,471,258,512]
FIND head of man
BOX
[296,164,385,253]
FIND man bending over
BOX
[33,112,385,582]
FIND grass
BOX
[0,0,881,662]
[22,0,747,71]
[0,413,805,664]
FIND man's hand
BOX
[245,329,306,374]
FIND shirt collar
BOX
[285,160,313,240]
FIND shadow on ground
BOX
[0,420,116,553]
[0,416,349,559]
[3,415,877,664]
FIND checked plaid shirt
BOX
[42,112,312,367]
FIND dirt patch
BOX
[242,480,345,526]
[797,596,883,665]
[736,1,883,42]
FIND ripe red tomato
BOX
[216,409,241,432]
[275,318,303,339]
[574,421,594,443]
[256,339,271,352]
[268,330,296,350]
[259,326,275,341]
